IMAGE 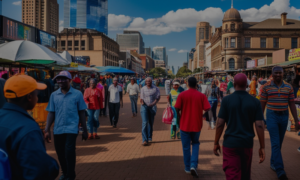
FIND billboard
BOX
[2,17,35,41]
[73,56,90,66]
[247,59,257,68]
[288,48,300,61]
[37,30,56,49]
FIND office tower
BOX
[153,47,167,66]
[117,30,145,54]
[22,0,59,34]
[0,0,2,15]
[196,22,211,46]
[145,47,151,57]
[64,0,108,34]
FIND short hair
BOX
[272,66,283,72]
[188,77,197,88]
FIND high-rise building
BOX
[153,47,167,66]
[64,0,108,34]
[0,0,2,15]
[117,30,145,54]
[144,47,151,57]
[22,0,59,34]
[196,22,211,46]
[172,66,175,74]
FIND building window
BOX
[245,37,251,48]
[81,40,85,47]
[81,47,85,50]
[261,38,266,48]
[200,28,204,40]
[74,41,79,46]
[225,24,228,30]
[68,41,72,46]
[74,48,79,50]
[225,38,228,48]
[68,47,72,50]
[230,24,235,31]
[61,41,65,47]
[230,38,236,48]
[273,38,279,48]
[292,38,298,49]
[229,58,235,69]
[205,26,209,40]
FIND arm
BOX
[255,120,265,163]
[79,110,88,141]
[176,108,181,125]
[44,112,55,143]
[140,87,144,104]
[289,101,299,131]
[83,89,89,104]
[214,118,226,156]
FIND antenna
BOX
[231,0,233,8]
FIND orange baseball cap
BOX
[4,74,47,99]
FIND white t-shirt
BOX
[127,83,140,95]
[108,84,122,103]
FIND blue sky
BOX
[3,0,300,74]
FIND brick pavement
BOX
[46,87,300,180]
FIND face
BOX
[113,79,118,86]
[272,69,283,82]
[27,90,38,110]
[252,77,256,81]
[173,84,179,90]
[90,80,96,89]
[146,79,152,86]
[56,77,70,89]
[131,79,135,84]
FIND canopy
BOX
[58,51,73,63]
[0,40,69,65]
[95,66,135,74]
[67,65,97,72]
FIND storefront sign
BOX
[246,59,257,68]
[70,62,78,68]
[73,56,90,66]
[288,48,300,61]
[37,30,56,49]
[257,58,265,66]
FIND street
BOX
[46,88,300,180]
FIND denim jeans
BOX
[54,134,78,180]
[266,109,289,178]
[109,102,120,126]
[140,105,157,143]
[87,109,100,134]
[180,130,201,171]
[129,94,138,114]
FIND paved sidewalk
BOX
[46,88,300,180]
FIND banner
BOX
[288,48,300,61]
[74,56,90,66]
[2,17,35,41]
[37,30,56,49]
[247,59,257,68]
[70,62,78,68]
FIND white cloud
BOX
[168,48,177,52]
[12,1,21,6]
[59,20,64,33]
[178,50,189,53]
[109,0,300,35]
[108,14,132,31]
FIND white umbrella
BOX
[0,40,69,65]
[58,51,73,64]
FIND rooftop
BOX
[245,18,300,29]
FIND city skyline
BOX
[3,0,300,73]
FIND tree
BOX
[176,66,192,78]
[149,67,167,78]
[193,68,201,74]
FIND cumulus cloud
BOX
[108,14,132,31]
[178,50,189,53]
[59,21,64,33]
[12,1,21,5]
[169,48,177,52]
[108,0,300,35]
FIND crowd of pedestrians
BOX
[0,67,299,180]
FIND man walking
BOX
[214,73,265,180]
[174,77,211,177]
[140,77,160,146]
[108,77,123,128]
[127,78,140,117]
[0,74,59,179]
[260,66,298,180]
[45,71,88,180]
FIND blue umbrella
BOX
[95,66,135,74]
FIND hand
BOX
[214,144,221,156]
[82,131,88,141]
[44,131,51,143]
[259,148,265,163]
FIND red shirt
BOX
[174,88,211,132]
[84,87,103,110]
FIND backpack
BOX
[0,149,11,180]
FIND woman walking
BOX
[204,80,220,129]
[126,78,140,117]
[84,79,103,139]
[167,80,184,139]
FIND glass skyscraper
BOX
[153,47,167,66]
[0,0,2,15]
[64,0,108,34]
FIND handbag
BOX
[162,105,174,124]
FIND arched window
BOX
[230,23,235,31]
[229,58,235,70]
[244,58,252,68]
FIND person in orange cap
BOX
[0,74,59,179]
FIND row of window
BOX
[225,37,298,49]
[61,40,85,47]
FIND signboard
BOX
[288,48,300,61]
[247,59,257,68]
[70,62,78,68]
[73,56,90,66]
[37,30,56,49]
[2,17,35,41]
[257,58,266,66]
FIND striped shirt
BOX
[260,81,294,111]
[140,85,160,106]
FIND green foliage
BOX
[149,67,167,78]
[176,66,192,78]
[193,68,201,73]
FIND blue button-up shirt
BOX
[0,103,59,179]
[46,87,87,135]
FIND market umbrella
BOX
[58,51,73,64]
[0,40,69,65]
[95,66,135,75]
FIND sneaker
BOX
[297,147,300,153]
[88,134,94,140]
[142,141,148,146]
[279,174,288,180]
[190,167,198,177]
[185,169,191,174]
[270,164,276,172]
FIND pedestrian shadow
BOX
[76,146,108,156]
[76,133,135,146]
